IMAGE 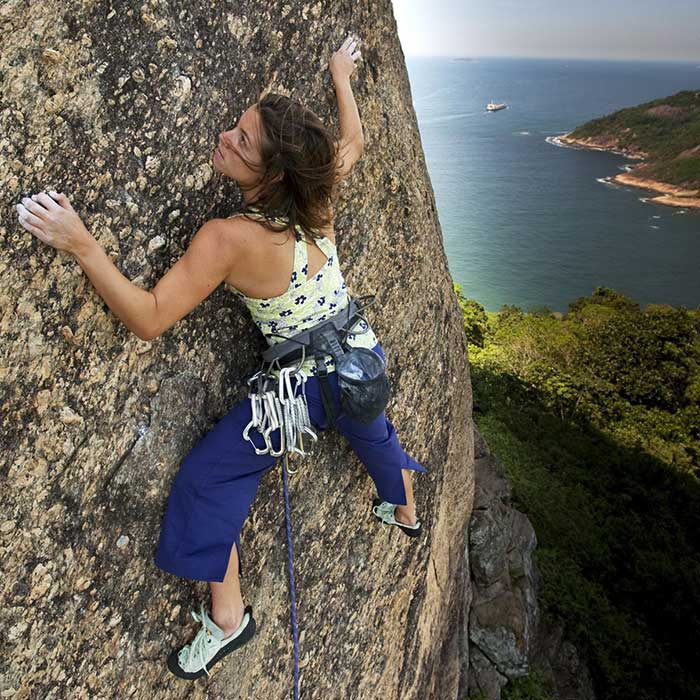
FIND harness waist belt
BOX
[261,297,362,365]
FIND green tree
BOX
[454,283,490,347]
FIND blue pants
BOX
[154,342,428,583]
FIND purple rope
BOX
[282,455,300,700]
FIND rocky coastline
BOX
[555,133,700,210]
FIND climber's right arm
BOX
[335,130,363,181]
[71,219,239,341]
[330,34,364,179]
[334,79,364,152]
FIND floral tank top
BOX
[224,212,379,378]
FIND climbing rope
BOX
[282,445,302,700]
[244,328,375,698]
[243,296,381,697]
[243,358,310,699]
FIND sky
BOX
[391,0,700,62]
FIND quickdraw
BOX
[242,346,318,464]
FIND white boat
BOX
[486,100,507,111]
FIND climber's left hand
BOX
[16,190,94,257]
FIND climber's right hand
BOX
[329,33,362,83]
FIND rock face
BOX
[466,427,596,700]
[0,2,473,699]
[466,428,540,697]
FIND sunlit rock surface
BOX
[0,1,474,698]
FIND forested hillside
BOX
[458,284,700,700]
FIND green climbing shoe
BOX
[372,497,422,538]
[167,602,256,680]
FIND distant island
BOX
[555,89,700,209]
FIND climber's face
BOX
[214,105,264,186]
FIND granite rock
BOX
[0,2,473,699]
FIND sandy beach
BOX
[555,133,700,210]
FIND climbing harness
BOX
[239,294,389,699]
[262,294,392,427]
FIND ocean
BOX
[405,56,700,313]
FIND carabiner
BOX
[285,453,299,475]
[243,414,272,455]
[246,368,265,387]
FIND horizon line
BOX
[404,54,700,65]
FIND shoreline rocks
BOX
[556,133,700,210]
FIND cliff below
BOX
[467,427,595,700]
[556,89,700,209]
[0,1,473,698]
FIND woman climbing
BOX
[15,33,429,680]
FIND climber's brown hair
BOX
[236,92,347,244]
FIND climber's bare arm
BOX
[336,130,364,180]
[73,219,239,341]
[330,34,364,179]
[16,191,240,341]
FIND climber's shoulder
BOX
[212,208,336,248]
